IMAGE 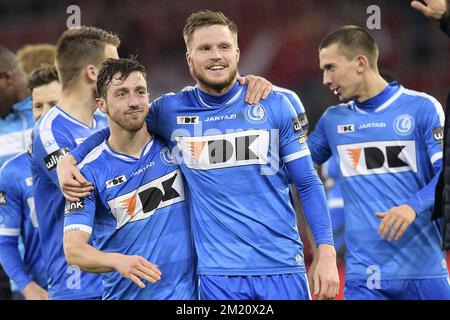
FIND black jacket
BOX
[440,11,450,37]
[433,90,450,249]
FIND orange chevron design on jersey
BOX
[119,193,137,217]
[187,141,207,162]
[347,148,362,169]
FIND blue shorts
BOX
[345,277,450,300]
[199,273,311,300]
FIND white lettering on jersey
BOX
[175,130,270,170]
[107,170,184,229]
[358,122,386,130]
[337,140,417,177]
[204,114,237,122]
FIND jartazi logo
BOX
[175,130,270,170]
[358,122,386,130]
[177,116,199,124]
[106,175,127,189]
[205,114,237,122]
[337,124,355,134]
[0,191,6,205]
[337,140,417,177]
[44,147,70,171]
[108,169,184,229]
[65,200,85,213]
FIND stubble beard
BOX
[193,65,238,94]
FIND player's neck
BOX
[355,72,389,103]
[108,123,151,158]
[197,78,237,96]
[57,83,97,127]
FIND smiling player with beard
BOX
[57,10,339,300]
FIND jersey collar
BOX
[103,137,154,162]
[195,82,243,108]
[352,82,402,114]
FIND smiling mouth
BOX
[331,87,340,96]
[125,110,143,116]
[207,65,226,71]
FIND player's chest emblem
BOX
[337,140,417,177]
[245,104,267,124]
[107,169,184,229]
[175,130,270,170]
[393,114,415,136]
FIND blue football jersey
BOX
[0,97,34,166]
[63,137,196,300]
[0,152,47,291]
[31,106,106,299]
[308,82,448,280]
[147,83,316,276]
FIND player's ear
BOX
[355,54,369,73]
[186,51,193,72]
[95,97,107,114]
[85,64,98,83]
[236,46,240,64]
[0,71,13,87]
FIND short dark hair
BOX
[56,26,120,90]
[28,65,59,91]
[183,10,238,50]
[319,25,379,70]
[96,56,147,99]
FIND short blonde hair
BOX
[183,10,238,50]
[16,44,56,75]
[56,26,120,90]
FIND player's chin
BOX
[204,74,229,85]
[122,120,146,132]
[338,94,350,102]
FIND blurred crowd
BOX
[1,0,449,128]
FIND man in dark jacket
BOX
[412,0,450,248]
[411,0,450,37]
